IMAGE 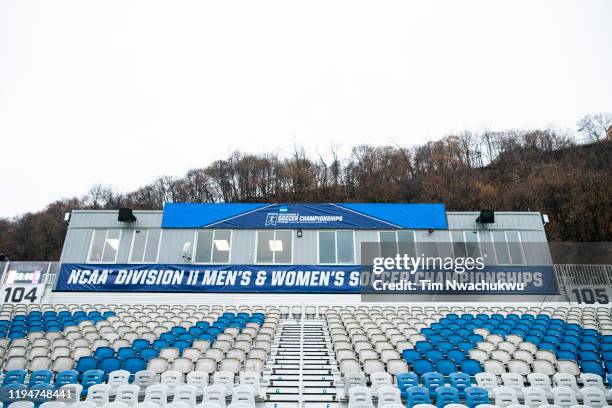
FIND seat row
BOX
[0,381,262,408]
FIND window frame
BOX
[192,229,233,264]
[490,230,526,265]
[87,229,123,264]
[254,230,294,265]
[377,230,417,257]
[128,229,163,264]
[317,230,356,265]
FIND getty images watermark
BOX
[358,242,557,296]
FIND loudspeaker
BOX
[477,210,495,224]
[118,208,137,223]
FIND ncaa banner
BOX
[55,263,558,294]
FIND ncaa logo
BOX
[265,213,278,226]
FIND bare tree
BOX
[577,113,612,142]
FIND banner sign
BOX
[161,203,448,230]
[56,263,557,294]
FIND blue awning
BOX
[162,203,448,229]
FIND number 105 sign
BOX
[1,284,45,304]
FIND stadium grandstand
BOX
[0,203,611,408]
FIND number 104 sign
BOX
[1,284,45,304]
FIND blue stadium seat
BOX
[0,383,27,405]
[435,386,460,408]
[132,339,150,352]
[406,386,431,408]
[123,357,146,374]
[449,372,472,396]
[460,359,482,376]
[28,370,53,386]
[81,370,105,392]
[403,349,422,364]
[100,357,122,373]
[447,349,466,363]
[31,383,56,406]
[117,347,137,360]
[581,360,605,376]
[435,359,457,375]
[94,346,115,360]
[416,341,434,353]
[2,370,27,385]
[465,386,489,408]
[55,370,79,387]
[76,356,99,373]
[413,359,435,376]
[397,373,419,397]
[422,372,445,393]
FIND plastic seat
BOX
[406,386,431,408]
[422,372,445,393]
[144,384,169,406]
[435,386,460,408]
[203,385,227,408]
[107,370,130,393]
[522,386,547,408]
[464,387,489,408]
[230,385,255,408]
[187,371,209,396]
[376,386,401,408]
[161,370,184,395]
[580,386,607,408]
[212,372,235,395]
[173,384,198,407]
[449,373,472,397]
[474,373,497,392]
[493,386,519,408]
[551,386,578,408]
[114,384,141,407]
[397,373,419,397]
[370,372,392,397]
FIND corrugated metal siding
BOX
[68,211,163,229]
[447,212,544,231]
[61,211,550,265]
[60,229,93,263]
[158,229,195,264]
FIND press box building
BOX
[53,203,557,304]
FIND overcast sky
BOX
[1,0,611,217]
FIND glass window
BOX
[256,230,292,264]
[130,229,162,263]
[337,231,355,264]
[464,231,481,258]
[194,230,231,263]
[319,231,355,264]
[379,230,416,258]
[506,231,525,265]
[318,231,336,263]
[492,231,511,264]
[397,231,416,258]
[451,231,466,258]
[379,231,398,258]
[88,229,121,263]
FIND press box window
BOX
[492,231,525,265]
[256,230,292,264]
[129,229,162,263]
[452,231,481,258]
[319,230,355,264]
[194,230,231,263]
[379,230,416,258]
[88,229,121,263]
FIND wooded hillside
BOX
[1,128,610,261]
